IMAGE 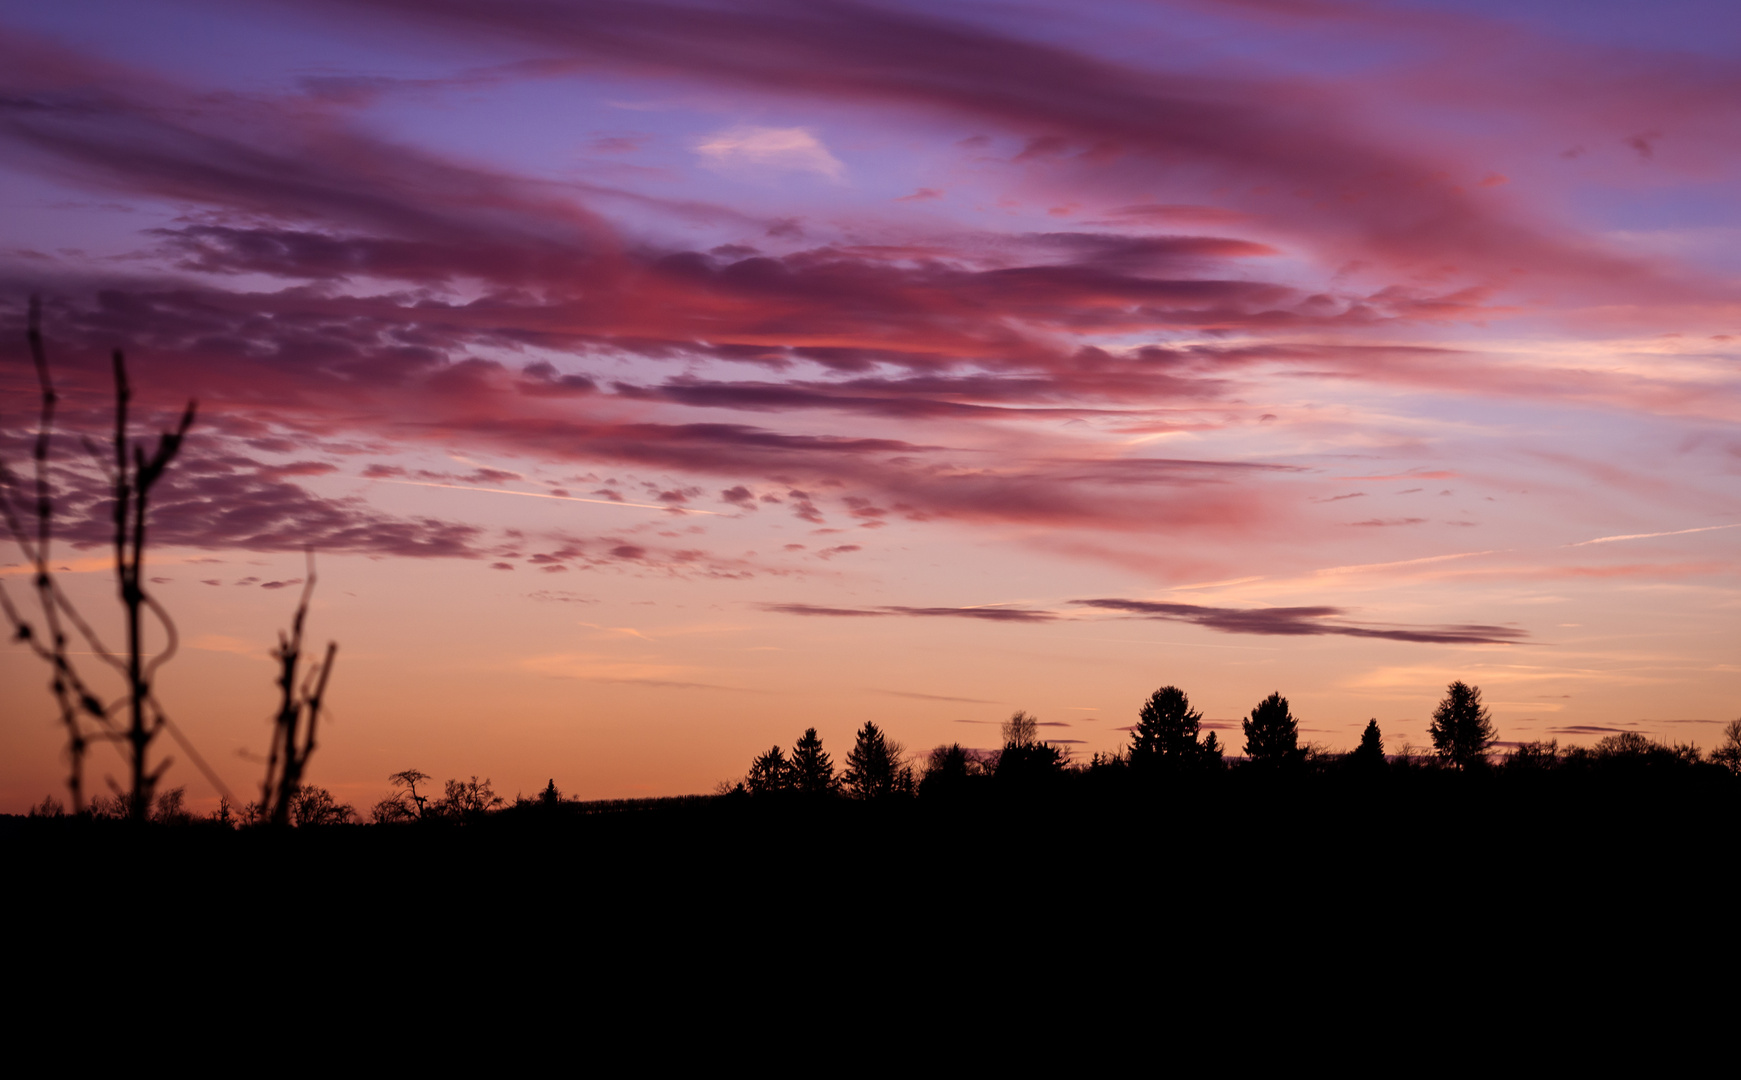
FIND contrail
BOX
[1569,522,1740,546]
[1316,549,1501,575]
[374,479,720,515]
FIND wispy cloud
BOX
[1073,598,1528,645]
[762,598,1528,644]
[1568,523,1741,546]
[696,125,844,179]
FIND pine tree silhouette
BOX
[788,728,837,795]
[1352,719,1385,768]
[1130,686,1221,771]
[843,721,909,799]
[746,745,792,794]
[1429,681,1496,768]
[1242,691,1301,765]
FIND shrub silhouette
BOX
[1243,691,1301,766]
[1504,739,1560,773]
[151,785,193,825]
[1429,681,1496,769]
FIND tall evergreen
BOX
[843,721,909,799]
[1354,719,1384,762]
[1130,686,1221,771]
[746,745,791,794]
[788,727,837,795]
[920,743,980,798]
[1243,691,1301,765]
[1429,681,1497,768]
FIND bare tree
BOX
[373,768,433,823]
[1712,718,1741,777]
[258,552,338,827]
[434,776,504,822]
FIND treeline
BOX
[732,680,1741,800]
[18,680,1741,828]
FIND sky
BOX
[2,0,1738,812]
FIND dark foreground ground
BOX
[8,770,1733,1045]
[13,767,1734,934]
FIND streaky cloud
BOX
[1073,598,1527,644]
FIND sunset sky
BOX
[3,0,1738,812]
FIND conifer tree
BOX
[1429,681,1497,768]
[1130,686,1220,770]
[843,721,910,799]
[788,727,837,795]
[1201,731,1224,767]
[1242,691,1301,765]
[1352,719,1385,766]
[746,745,791,794]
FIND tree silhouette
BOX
[919,743,983,798]
[1130,686,1222,771]
[843,721,911,799]
[1429,681,1496,768]
[151,786,192,825]
[992,741,1071,786]
[435,776,504,821]
[1242,691,1301,765]
[1351,719,1385,768]
[1713,718,1741,777]
[788,728,837,795]
[1201,731,1224,767]
[372,768,432,823]
[746,745,792,794]
[992,709,1069,786]
[289,785,355,826]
